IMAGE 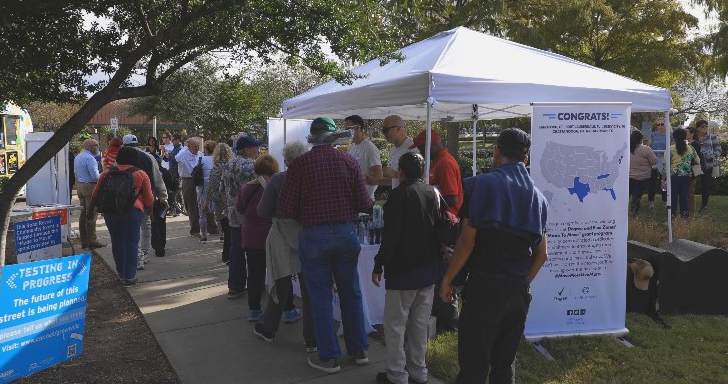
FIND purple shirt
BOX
[236,183,271,249]
[278,145,373,226]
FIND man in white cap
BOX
[123,134,168,268]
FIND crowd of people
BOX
[72,115,552,383]
[628,118,723,217]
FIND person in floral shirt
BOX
[223,135,261,298]
[662,128,699,218]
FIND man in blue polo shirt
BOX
[74,138,105,249]
[440,128,548,384]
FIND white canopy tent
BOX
[281,26,677,240]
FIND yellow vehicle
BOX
[1,103,34,196]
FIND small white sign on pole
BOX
[110,117,119,137]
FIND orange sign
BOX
[32,208,68,225]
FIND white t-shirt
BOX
[388,137,419,189]
[349,138,382,198]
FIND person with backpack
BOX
[371,152,441,384]
[90,146,154,287]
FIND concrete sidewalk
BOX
[89,212,445,384]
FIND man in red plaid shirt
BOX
[279,117,374,374]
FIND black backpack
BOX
[96,166,141,214]
[192,157,204,186]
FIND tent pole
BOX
[472,104,478,176]
[425,102,432,184]
[283,118,288,171]
[665,111,673,243]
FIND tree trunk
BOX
[0,88,119,267]
[446,122,460,161]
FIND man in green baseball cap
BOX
[278,116,373,373]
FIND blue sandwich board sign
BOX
[13,216,62,264]
[0,253,91,382]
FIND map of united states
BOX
[540,142,627,202]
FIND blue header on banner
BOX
[0,253,91,382]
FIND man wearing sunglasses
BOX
[367,115,419,189]
[345,115,382,200]
[647,118,668,209]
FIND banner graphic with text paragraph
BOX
[525,103,630,338]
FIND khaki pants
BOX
[76,182,98,245]
[181,178,200,234]
[384,285,434,384]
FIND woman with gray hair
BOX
[253,140,315,350]
[207,142,233,263]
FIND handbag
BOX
[691,155,703,177]
[192,157,204,186]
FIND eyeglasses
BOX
[381,125,399,133]
[656,123,665,126]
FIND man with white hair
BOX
[74,138,105,249]
[176,137,204,236]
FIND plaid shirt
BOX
[279,145,373,226]
[223,155,256,227]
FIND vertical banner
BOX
[0,254,91,382]
[14,216,62,263]
[526,103,630,338]
[266,119,312,171]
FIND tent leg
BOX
[425,102,432,184]
[472,104,478,176]
[665,111,673,243]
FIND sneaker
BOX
[253,323,275,342]
[227,289,247,299]
[137,263,145,271]
[305,340,317,353]
[190,232,201,238]
[649,202,655,210]
[248,309,263,322]
[353,350,369,365]
[284,308,303,323]
[199,238,208,243]
[308,354,340,374]
[376,372,396,384]
[143,252,150,264]
[698,205,708,214]
[122,278,138,287]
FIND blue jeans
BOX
[105,209,143,280]
[228,226,247,292]
[299,222,368,361]
[670,175,691,217]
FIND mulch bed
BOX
[17,252,179,384]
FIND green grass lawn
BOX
[628,195,728,249]
[427,313,728,384]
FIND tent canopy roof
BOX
[282,27,671,121]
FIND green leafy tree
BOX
[504,0,701,88]
[0,0,401,265]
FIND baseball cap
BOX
[122,134,138,146]
[409,129,441,149]
[310,117,337,134]
[236,135,263,151]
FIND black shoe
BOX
[155,249,165,257]
[122,278,138,287]
[253,323,275,342]
[227,288,247,299]
[376,372,396,384]
[305,340,317,353]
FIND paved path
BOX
[88,212,445,384]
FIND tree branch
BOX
[157,50,207,85]
[134,0,156,45]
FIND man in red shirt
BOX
[411,129,463,216]
[411,128,463,334]
[278,117,373,374]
